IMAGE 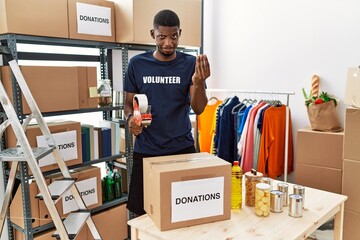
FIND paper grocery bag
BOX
[306,100,342,132]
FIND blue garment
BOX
[217,96,241,163]
[238,105,252,137]
[124,50,195,155]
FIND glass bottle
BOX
[98,79,112,107]
[113,167,122,199]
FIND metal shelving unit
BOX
[0,34,127,239]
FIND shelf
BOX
[40,104,124,117]
[0,34,121,49]
[10,195,128,235]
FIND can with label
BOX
[289,194,303,218]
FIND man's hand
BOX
[128,116,143,136]
[192,54,211,86]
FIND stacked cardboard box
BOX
[342,107,360,240]
[295,127,343,194]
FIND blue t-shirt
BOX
[124,50,196,155]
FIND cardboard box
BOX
[0,0,68,38]
[342,159,360,212]
[344,209,360,240]
[10,180,40,229]
[143,152,231,231]
[1,66,80,114]
[68,0,116,42]
[345,67,360,108]
[14,226,87,240]
[78,66,98,109]
[6,120,83,174]
[86,204,128,240]
[344,107,360,161]
[40,166,102,220]
[296,127,344,169]
[294,163,342,194]
[111,0,202,47]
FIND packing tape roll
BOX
[133,94,148,113]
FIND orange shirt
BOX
[198,99,222,153]
[257,105,293,178]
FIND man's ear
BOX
[150,29,155,39]
[179,29,182,37]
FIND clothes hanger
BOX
[208,96,219,105]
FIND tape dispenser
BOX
[133,94,152,126]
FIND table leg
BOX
[131,227,140,240]
[333,203,345,240]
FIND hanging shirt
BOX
[257,105,294,178]
[217,96,241,163]
[198,99,222,153]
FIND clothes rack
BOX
[206,89,295,182]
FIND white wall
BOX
[203,0,360,141]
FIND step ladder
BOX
[0,46,102,240]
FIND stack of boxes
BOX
[342,107,360,240]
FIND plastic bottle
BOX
[231,161,243,209]
[113,167,122,199]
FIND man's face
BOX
[151,26,181,57]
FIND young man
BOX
[124,9,210,216]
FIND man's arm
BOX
[190,54,211,115]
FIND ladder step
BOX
[0,146,55,162]
[52,211,90,239]
[36,178,76,201]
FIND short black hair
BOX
[153,9,180,29]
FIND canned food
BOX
[289,194,303,218]
[277,182,289,206]
[270,190,283,213]
[293,185,305,208]
[261,177,273,189]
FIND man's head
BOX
[151,10,182,60]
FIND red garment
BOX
[257,105,293,178]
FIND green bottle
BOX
[113,167,122,199]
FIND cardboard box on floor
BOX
[6,120,82,174]
[143,152,231,231]
[0,0,68,38]
[40,165,102,223]
[111,0,202,47]
[68,0,116,42]
[86,204,128,240]
[13,225,87,240]
[344,209,360,240]
[294,163,342,194]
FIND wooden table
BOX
[128,181,347,240]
